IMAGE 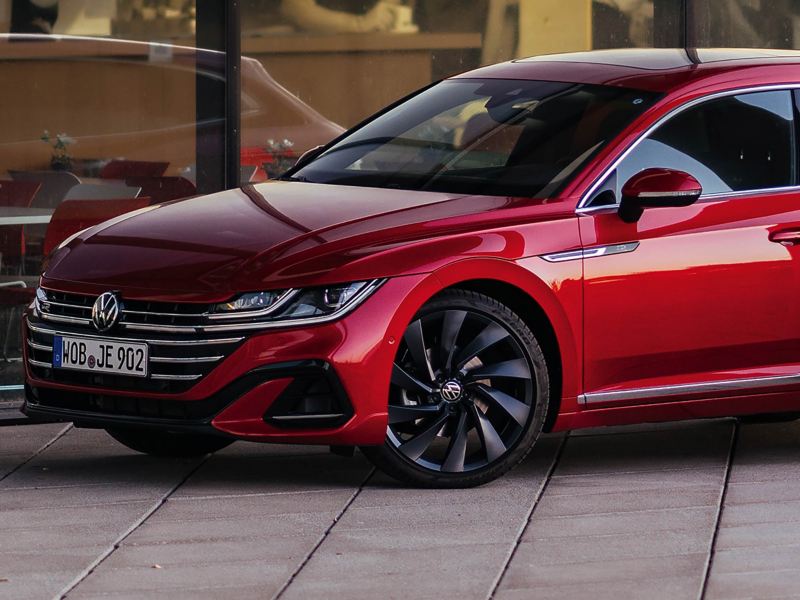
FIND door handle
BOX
[769,230,800,246]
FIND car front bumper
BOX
[23,274,438,445]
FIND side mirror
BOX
[619,168,702,223]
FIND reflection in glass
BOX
[692,0,799,49]
[290,78,659,197]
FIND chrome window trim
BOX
[580,372,800,405]
[576,84,800,213]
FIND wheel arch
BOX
[431,258,581,432]
[438,279,563,432]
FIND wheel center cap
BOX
[440,380,464,403]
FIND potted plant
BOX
[41,130,76,171]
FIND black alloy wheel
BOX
[362,289,549,487]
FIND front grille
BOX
[27,289,246,394]
[39,289,214,331]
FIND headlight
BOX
[208,280,383,326]
[214,291,288,314]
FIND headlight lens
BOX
[209,280,381,324]
[214,291,287,313]
[278,282,371,319]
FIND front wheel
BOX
[106,427,233,457]
[362,290,549,488]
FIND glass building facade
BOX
[0,0,798,399]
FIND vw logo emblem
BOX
[440,380,463,403]
[92,292,121,332]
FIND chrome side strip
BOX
[580,373,800,405]
[541,242,639,263]
[27,320,244,346]
[576,84,800,212]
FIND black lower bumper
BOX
[24,360,354,433]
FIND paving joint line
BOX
[169,488,341,501]
[550,465,729,479]
[272,466,376,600]
[486,432,570,600]
[698,419,739,600]
[0,423,72,484]
[54,453,213,600]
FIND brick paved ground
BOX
[2,417,800,599]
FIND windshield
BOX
[288,79,660,198]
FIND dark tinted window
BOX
[289,79,659,198]
[616,90,795,197]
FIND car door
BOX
[579,88,800,407]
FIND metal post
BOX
[653,0,688,48]
[195,0,241,195]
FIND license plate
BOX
[53,336,148,378]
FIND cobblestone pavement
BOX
[2,417,800,599]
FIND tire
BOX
[361,289,549,488]
[106,427,233,457]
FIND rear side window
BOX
[616,90,796,197]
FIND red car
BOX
[23,48,800,487]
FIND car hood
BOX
[43,181,533,299]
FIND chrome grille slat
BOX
[41,299,92,312]
[27,340,52,352]
[150,356,223,364]
[41,314,92,326]
[122,323,205,333]
[27,321,243,346]
[29,359,52,369]
[122,309,210,318]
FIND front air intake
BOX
[263,363,353,428]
